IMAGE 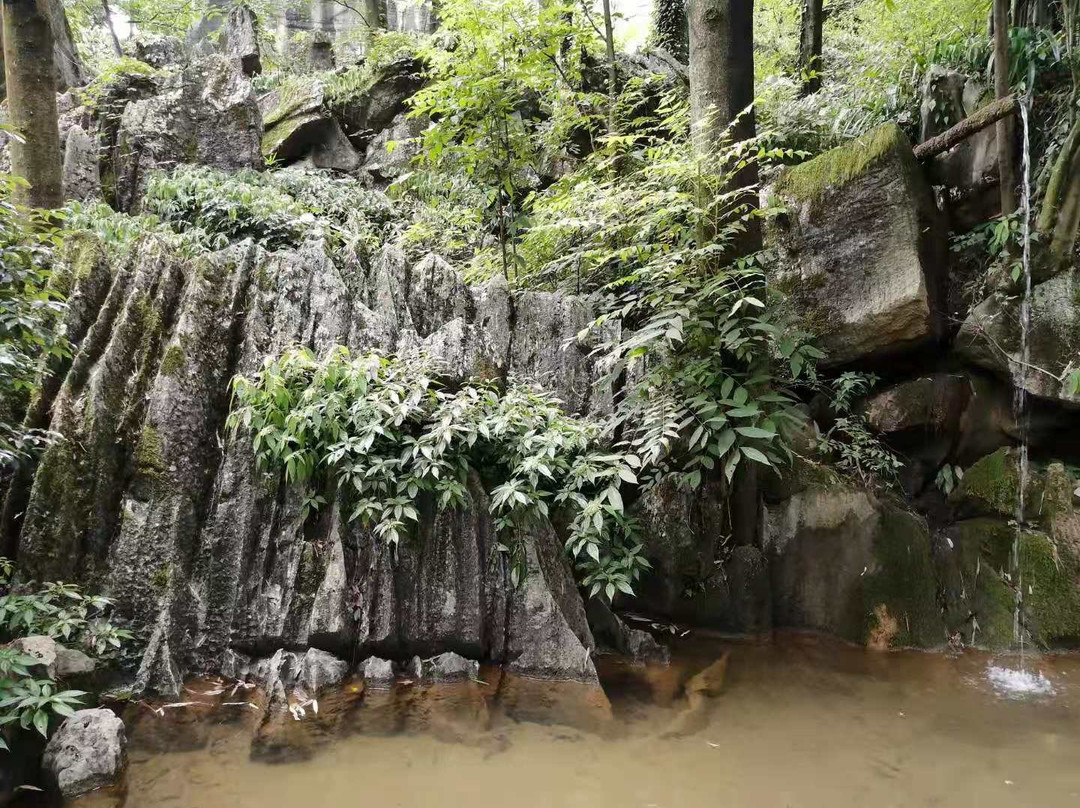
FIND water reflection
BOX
[112,633,1080,808]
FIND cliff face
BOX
[10,228,611,696]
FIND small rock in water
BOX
[985,665,1055,698]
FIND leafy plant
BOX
[227,347,650,598]
[815,373,903,488]
[0,561,131,749]
[935,463,965,496]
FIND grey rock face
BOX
[113,54,262,210]
[762,483,942,648]
[123,32,186,68]
[359,656,396,687]
[9,636,96,680]
[15,232,607,695]
[62,124,100,202]
[363,111,427,180]
[956,272,1080,407]
[42,708,127,799]
[386,0,437,33]
[413,651,480,683]
[770,124,946,366]
[225,4,262,77]
[330,58,426,150]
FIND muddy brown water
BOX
[94,634,1080,807]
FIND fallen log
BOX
[913,94,1020,161]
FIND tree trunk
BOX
[101,0,122,56]
[913,94,1019,160]
[688,0,759,238]
[993,0,1017,216]
[2,0,63,209]
[601,0,617,131]
[1035,118,1080,272]
[0,0,83,99]
[796,0,823,96]
[653,0,688,62]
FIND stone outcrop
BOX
[762,478,941,648]
[956,271,1080,407]
[12,228,611,697]
[113,54,263,210]
[62,124,101,202]
[770,123,946,366]
[225,4,262,77]
[42,709,127,800]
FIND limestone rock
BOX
[359,656,396,688]
[363,111,427,180]
[955,271,1080,407]
[865,374,971,434]
[330,58,425,150]
[585,598,670,663]
[770,124,946,366]
[386,0,437,33]
[62,124,101,202]
[8,636,96,681]
[413,652,480,683]
[763,483,942,647]
[113,55,262,210]
[42,709,127,799]
[224,4,261,77]
[123,32,185,68]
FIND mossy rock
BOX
[261,112,328,161]
[260,76,325,130]
[774,123,916,207]
[862,504,942,649]
[950,447,1042,519]
[939,518,1018,649]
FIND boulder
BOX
[9,636,96,681]
[411,651,480,683]
[770,123,946,366]
[113,54,262,210]
[224,4,261,77]
[363,111,427,180]
[359,656,396,688]
[919,66,1000,231]
[42,708,126,800]
[865,374,971,434]
[260,76,324,130]
[955,271,1080,407]
[62,124,101,202]
[329,58,426,150]
[123,32,185,68]
[585,598,670,663]
[762,483,942,648]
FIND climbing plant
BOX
[226,348,650,599]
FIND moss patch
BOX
[775,123,911,205]
[862,504,941,648]
[159,344,186,377]
[135,424,166,479]
[951,447,1042,519]
[1020,530,1080,645]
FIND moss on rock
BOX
[159,344,186,377]
[951,447,1043,519]
[775,123,913,205]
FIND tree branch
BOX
[913,94,1019,161]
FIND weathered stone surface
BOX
[42,709,126,799]
[865,374,971,434]
[224,4,261,77]
[330,58,426,149]
[123,32,185,68]
[260,77,324,130]
[363,111,427,180]
[12,222,609,696]
[585,598,670,663]
[413,651,479,683]
[386,0,437,33]
[762,483,942,648]
[8,636,96,680]
[359,656,396,687]
[955,271,1080,407]
[113,55,262,210]
[62,124,101,202]
[770,124,946,366]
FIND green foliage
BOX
[227,347,650,598]
[0,561,131,748]
[142,166,397,257]
[651,0,688,62]
[408,0,604,276]
[0,173,70,471]
[323,31,426,105]
[816,373,903,489]
[522,94,820,492]
[935,463,965,496]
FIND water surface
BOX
[121,634,1080,808]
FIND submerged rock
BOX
[42,709,127,800]
[770,123,946,366]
